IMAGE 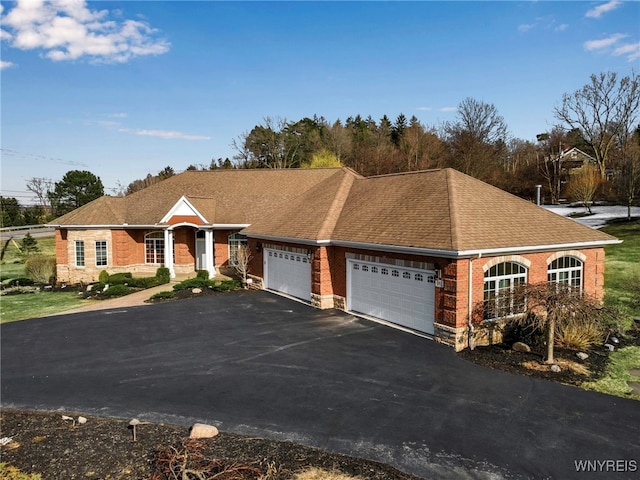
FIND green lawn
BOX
[582,346,640,399]
[0,290,93,323]
[601,221,640,319]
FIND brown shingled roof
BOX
[245,168,616,254]
[51,168,345,226]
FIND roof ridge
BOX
[317,171,357,239]
[366,168,443,179]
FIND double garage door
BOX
[264,249,311,301]
[264,249,435,335]
[347,259,436,335]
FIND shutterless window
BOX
[228,233,247,267]
[483,262,527,321]
[145,232,165,264]
[75,240,85,267]
[548,257,583,292]
[95,240,107,267]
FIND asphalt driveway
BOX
[2,290,639,479]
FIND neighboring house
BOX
[559,147,597,172]
[49,167,619,351]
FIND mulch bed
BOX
[458,319,640,388]
[0,409,422,480]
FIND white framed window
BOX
[145,232,165,264]
[75,240,85,267]
[228,233,248,266]
[548,256,583,292]
[483,262,527,320]
[95,240,107,267]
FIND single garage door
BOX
[347,259,436,335]
[264,249,312,301]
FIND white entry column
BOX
[204,229,215,278]
[164,229,175,278]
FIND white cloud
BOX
[439,107,457,113]
[518,23,535,33]
[0,0,169,64]
[584,33,627,51]
[555,24,569,32]
[416,107,432,111]
[613,42,640,62]
[584,33,639,62]
[118,128,211,141]
[1,60,16,69]
[585,0,621,19]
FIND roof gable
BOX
[160,196,211,225]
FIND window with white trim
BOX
[75,240,85,267]
[548,256,583,292]
[145,232,165,264]
[483,262,527,320]
[228,233,247,266]
[95,240,107,267]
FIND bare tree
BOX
[26,177,53,208]
[554,71,640,179]
[566,163,601,214]
[234,244,252,287]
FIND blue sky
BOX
[1,1,639,204]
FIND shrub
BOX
[19,233,39,257]
[149,290,176,301]
[98,270,109,284]
[213,279,240,291]
[24,255,56,284]
[6,277,35,287]
[101,284,133,297]
[107,272,133,285]
[156,267,171,284]
[88,282,106,293]
[555,317,603,351]
[173,278,210,291]
[129,276,161,289]
[196,269,209,280]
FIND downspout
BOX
[468,253,482,350]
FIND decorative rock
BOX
[192,288,203,294]
[512,342,531,353]
[77,416,87,424]
[604,343,615,351]
[610,336,620,345]
[576,352,589,360]
[62,415,74,422]
[189,423,219,439]
[550,364,562,373]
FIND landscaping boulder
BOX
[576,352,589,360]
[192,288,202,294]
[189,423,219,439]
[550,364,562,373]
[512,342,531,353]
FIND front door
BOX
[195,231,206,270]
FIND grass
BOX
[0,290,93,323]
[601,221,640,319]
[582,346,640,399]
[1,235,92,323]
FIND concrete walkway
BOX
[57,275,192,315]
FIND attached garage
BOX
[347,259,436,335]
[264,248,312,301]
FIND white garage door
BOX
[347,259,435,335]
[264,249,311,301]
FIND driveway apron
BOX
[2,290,638,479]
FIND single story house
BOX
[49,167,619,350]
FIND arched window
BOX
[483,262,527,320]
[145,232,165,264]
[548,256,583,292]
[228,233,248,266]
